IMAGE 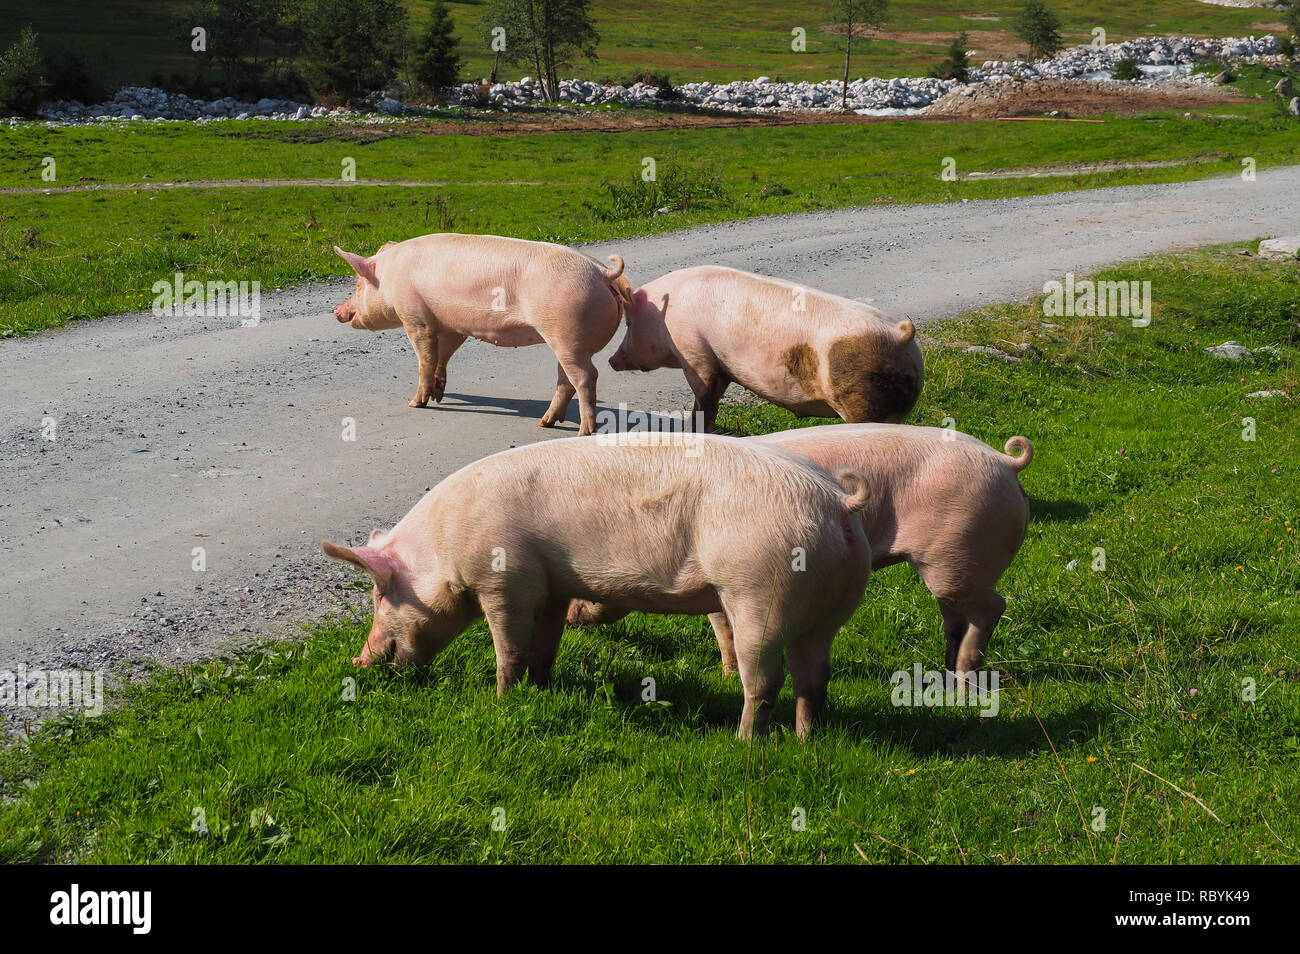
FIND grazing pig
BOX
[332,233,634,435]
[608,266,924,431]
[571,424,1033,677]
[322,433,872,740]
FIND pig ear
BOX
[334,246,379,287]
[322,541,396,588]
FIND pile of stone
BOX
[973,34,1283,84]
[37,86,345,123]
[23,33,1296,124]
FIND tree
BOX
[482,0,599,103]
[830,0,889,110]
[929,32,970,83]
[414,2,461,92]
[0,27,46,117]
[1015,1,1063,61]
[192,0,308,94]
[301,0,408,101]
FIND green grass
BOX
[4,108,1299,335]
[0,1,1285,88]
[2,244,1296,864]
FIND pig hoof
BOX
[409,396,429,408]
[538,416,555,428]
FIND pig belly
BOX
[446,310,544,348]
[741,366,835,417]
[473,325,546,348]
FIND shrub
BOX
[588,157,729,221]
[929,33,970,82]
[1015,1,1063,61]
[413,1,460,92]
[0,27,46,117]
[1112,56,1141,82]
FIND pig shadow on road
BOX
[431,394,697,434]
[428,392,560,421]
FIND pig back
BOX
[411,434,866,610]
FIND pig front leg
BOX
[404,323,440,408]
[683,363,728,433]
[432,332,467,404]
[707,612,740,675]
[527,602,568,688]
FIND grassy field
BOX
[1,244,1296,864]
[0,0,1285,90]
[4,104,1299,336]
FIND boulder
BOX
[1203,341,1253,361]
[1258,237,1300,261]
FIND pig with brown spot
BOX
[607,266,924,431]
[570,424,1033,679]
[332,233,633,435]
[322,432,872,740]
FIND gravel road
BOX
[3,165,1298,729]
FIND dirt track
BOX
[2,165,1298,726]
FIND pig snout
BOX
[333,303,352,323]
[566,599,596,626]
[608,349,632,372]
[352,632,396,667]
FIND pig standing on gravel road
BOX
[608,266,924,431]
[332,233,633,435]
[571,424,1033,677]
[322,433,872,739]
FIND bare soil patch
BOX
[919,78,1248,119]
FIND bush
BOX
[929,33,970,82]
[1015,1,1063,61]
[413,1,460,92]
[626,70,679,101]
[0,26,46,117]
[301,0,408,102]
[1112,56,1141,82]
[588,157,729,222]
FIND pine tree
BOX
[414,2,461,91]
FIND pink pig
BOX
[332,233,633,435]
[608,266,924,431]
[571,424,1033,677]
[322,433,872,739]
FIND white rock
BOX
[1259,237,1300,261]
[1204,341,1253,360]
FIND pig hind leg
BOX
[539,362,577,429]
[727,603,788,739]
[786,628,835,741]
[938,592,1006,676]
[552,351,600,437]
